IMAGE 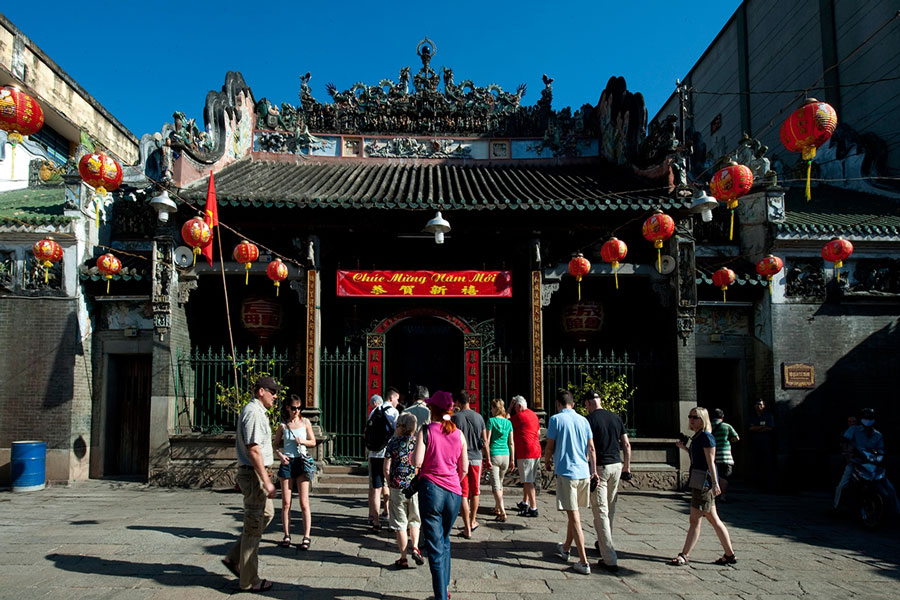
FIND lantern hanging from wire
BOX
[233,240,259,285]
[96,253,122,294]
[32,237,63,284]
[709,162,753,241]
[567,253,591,301]
[78,152,123,225]
[821,237,853,282]
[780,98,838,201]
[712,267,736,303]
[266,258,289,296]
[755,254,784,296]
[600,237,628,290]
[642,210,675,273]
[0,86,44,177]
[180,217,212,266]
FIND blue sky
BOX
[4,1,742,139]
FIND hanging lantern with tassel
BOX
[821,237,853,282]
[78,152,123,225]
[233,240,259,285]
[96,253,122,294]
[642,210,675,273]
[709,162,753,241]
[712,267,736,303]
[266,258,288,296]
[567,253,591,301]
[180,217,212,266]
[0,86,44,178]
[755,255,784,296]
[600,237,628,290]
[32,237,63,284]
[780,98,837,201]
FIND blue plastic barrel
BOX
[11,441,46,492]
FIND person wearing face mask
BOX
[833,408,900,513]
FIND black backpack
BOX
[364,406,394,451]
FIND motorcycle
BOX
[850,449,886,528]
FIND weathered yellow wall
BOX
[0,20,138,164]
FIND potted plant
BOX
[567,372,636,436]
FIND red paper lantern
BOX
[32,237,63,284]
[567,253,591,301]
[266,258,289,296]
[180,217,212,266]
[0,86,44,145]
[780,98,838,200]
[600,238,628,290]
[0,86,44,177]
[755,255,784,296]
[709,162,753,241]
[821,237,853,282]
[241,296,284,343]
[96,253,122,294]
[712,267,736,303]
[233,240,259,285]
[642,210,675,272]
[562,301,604,343]
[78,152,123,197]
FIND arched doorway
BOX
[366,308,482,412]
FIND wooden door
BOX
[105,354,152,479]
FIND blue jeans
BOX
[419,478,462,600]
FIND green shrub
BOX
[567,372,634,424]
[215,353,288,432]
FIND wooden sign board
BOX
[782,363,815,389]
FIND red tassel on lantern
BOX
[567,253,591,301]
[600,238,628,290]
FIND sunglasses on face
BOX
[289,406,302,411]
[688,415,700,420]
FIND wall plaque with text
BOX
[782,363,815,389]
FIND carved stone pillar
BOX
[148,224,176,483]
[673,218,697,480]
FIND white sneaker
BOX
[555,543,571,561]
[572,562,591,575]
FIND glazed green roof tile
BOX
[777,186,900,238]
[0,187,71,227]
[182,159,682,212]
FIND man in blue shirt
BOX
[544,389,596,575]
[833,408,900,513]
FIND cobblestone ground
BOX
[0,481,897,599]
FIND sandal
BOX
[495,513,507,522]
[248,579,274,593]
[393,557,410,569]
[221,558,240,577]
[668,552,689,566]
[299,537,311,551]
[411,547,425,565]
[714,553,737,565]
[279,536,291,548]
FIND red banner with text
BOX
[337,270,512,298]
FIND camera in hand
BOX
[621,471,633,481]
[677,432,690,445]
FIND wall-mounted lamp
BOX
[689,189,718,223]
[149,189,178,223]
[424,210,451,244]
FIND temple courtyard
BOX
[0,481,897,599]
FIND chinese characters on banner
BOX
[337,270,512,297]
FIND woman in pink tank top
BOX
[414,390,468,600]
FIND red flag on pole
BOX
[201,171,218,267]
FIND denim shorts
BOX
[277,456,310,480]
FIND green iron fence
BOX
[481,347,529,419]
[319,346,367,461]
[174,347,292,433]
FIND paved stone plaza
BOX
[0,481,897,599]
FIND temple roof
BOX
[777,186,900,239]
[0,187,71,227]
[183,159,681,212]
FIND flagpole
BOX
[206,171,239,389]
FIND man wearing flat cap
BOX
[223,376,281,592]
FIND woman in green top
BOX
[486,398,515,521]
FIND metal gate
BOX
[320,346,367,461]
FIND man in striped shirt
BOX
[711,408,740,502]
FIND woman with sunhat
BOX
[414,390,469,600]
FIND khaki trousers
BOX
[590,462,622,566]
[226,466,275,590]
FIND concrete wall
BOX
[0,15,138,164]
[0,297,91,485]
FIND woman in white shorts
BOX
[486,399,515,521]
